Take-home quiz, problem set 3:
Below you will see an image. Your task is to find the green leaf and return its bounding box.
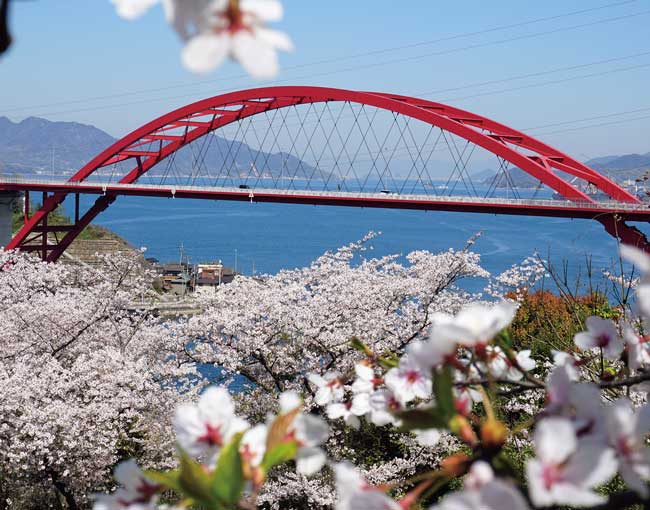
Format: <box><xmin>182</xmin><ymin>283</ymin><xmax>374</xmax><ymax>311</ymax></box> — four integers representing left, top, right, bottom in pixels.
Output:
<box><xmin>377</xmin><ymin>355</ymin><xmax>399</xmax><ymax>370</ymax></box>
<box><xmin>262</xmin><ymin>441</ymin><xmax>298</xmax><ymax>471</ymax></box>
<box><xmin>143</xmin><ymin>469</ymin><xmax>182</xmax><ymax>494</ymax></box>
<box><xmin>178</xmin><ymin>449</ymin><xmax>219</xmax><ymax>508</ymax></box>
<box><xmin>211</xmin><ymin>433</ymin><xmax>245</xmax><ymax>505</ymax></box>
<box><xmin>496</xmin><ymin>330</ymin><xmax>513</xmax><ymax>349</ymax></box>
<box><xmin>397</xmin><ymin>408</ymin><xmax>448</xmax><ymax>431</ymax></box>
<box><xmin>433</xmin><ymin>366</ymin><xmax>455</xmax><ymax>419</ymax></box>
<box><xmin>350</xmin><ymin>337</ymin><xmax>373</xmax><ymax>356</ymax></box>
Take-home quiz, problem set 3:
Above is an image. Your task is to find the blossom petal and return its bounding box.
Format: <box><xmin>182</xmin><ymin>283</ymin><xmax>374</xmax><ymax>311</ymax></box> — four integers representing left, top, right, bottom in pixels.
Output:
<box><xmin>296</xmin><ymin>446</ymin><xmax>326</xmax><ymax>475</ymax></box>
<box><xmin>182</xmin><ymin>33</ymin><xmax>230</xmax><ymax>74</ymax></box>
<box><xmin>621</xmin><ymin>244</ymin><xmax>650</xmax><ymax>274</ymax></box>
<box><xmin>112</xmin><ymin>0</ymin><xmax>160</xmax><ymax>20</ymax></box>
<box><xmin>241</xmin><ymin>0</ymin><xmax>283</xmax><ymax>21</ymax></box>
<box><xmin>232</xmin><ymin>31</ymin><xmax>279</xmax><ymax>79</ymax></box>
<box><xmin>535</xmin><ymin>417</ymin><xmax>575</xmax><ymax>464</ymax></box>
<box><xmin>255</xmin><ymin>27</ymin><xmax>294</xmax><ymax>51</ymax></box>
<box><xmin>279</xmin><ymin>390</ymin><xmax>302</xmax><ymax>413</ymax></box>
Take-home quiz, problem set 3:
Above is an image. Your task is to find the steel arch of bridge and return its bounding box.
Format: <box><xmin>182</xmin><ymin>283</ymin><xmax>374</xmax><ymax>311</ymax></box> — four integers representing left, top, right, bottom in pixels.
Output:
<box><xmin>5</xmin><ymin>86</ymin><xmax>645</xmax><ymax>261</ymax></box>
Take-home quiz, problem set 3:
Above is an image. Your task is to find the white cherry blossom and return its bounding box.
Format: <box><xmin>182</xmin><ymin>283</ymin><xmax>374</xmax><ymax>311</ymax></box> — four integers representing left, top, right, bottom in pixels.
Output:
<box><xmin>351</xmin><ymin>362</ymin><xmax>377</xmax><ymax>395</ymax></box>
<box><xmin>240</xmin><ymin>423</ymin><xmax>267</xmax><ymax>468</ymax></box>
<box><xmin>385</xmin><ymin>355</ymin><xmax>432</xmax><ymax>405</ymax></box>
<box><xmin>327</xmin><ymin>401</ymin><xmax>361</xmax><ymax>429</ymax></box>
<box><xmin>484</xmin><ymin>346</ymin><xmax>536</xmax><ymax>381</ymax></box>
<box><xmin>574</xmin><ymin>316</ymin><xmax>623</xmax><ymax>361</ymax></box>
<box><xmin>408</xmin><ymin>333</ymin><xmax>458</xmax><ymax>372</ymax></box>
<box><xmin>278</xmin><ymin>391</ymin><xmax>329</xmax><ymax>475</ymax></box>
<box><xmin>173</xmin><ymin>386</ymin><xmax>249</xmax><ymax>459</ymax></box>
<box><xmin>93</xmin><ymin>460</ymin><xmax>159</xmax><ymax>510</ymax></box>
<box><xmin>431</xmin><ymin>461</ymin><xmax>529</xmax><ymax>510</ymax></box>
<box><xmin>367</xmin><ymin>389</ymin><xmax>403</xmax><ymax>426</ymax></box>
<box><xmin>308</xmin><ymin>371</ymin><xmax>344</xmax><ymax>406</ymax></box>
<box><xmin>334</xmin><ymin>462</ymin><xmax>401</xmax><ymax>510</ymax></box>
<box><xmin>430</xmin><ymin>301</ymin><xmax>517</xmax><ymax>348</ymax></box>
<box><xmin>552</xmin><ymin>349</ymin><xmax>581</xmax><ymax>380</ymax></box>
<box><xmin>623</xmin><ymin>324</ymin><xmax>650</xmax><ymax>371</ymax></box>
<box><xmin>526</xmin><ymin>417</ymin><xmax>617</xmax><ymax>507</ymax></box>
<box><xmin>181</xmin><ymin>0</ymin><xmax>293</xmax><ymax>77</ymax></box>
<box><xmin>605</xmin><ymin>399</ymin><xmax>650</xmax><ymax>497</ymax></box>
<box><xmin>544</xmin><ymin>366</ymin><xmax>607</xmax><ymax>441</ymax></box>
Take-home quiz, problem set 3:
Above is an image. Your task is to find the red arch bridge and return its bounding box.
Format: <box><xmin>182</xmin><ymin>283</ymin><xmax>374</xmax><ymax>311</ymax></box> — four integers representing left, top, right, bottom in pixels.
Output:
<box><xmin>2</xmin><ymin>86</ymin><xmax>650</xmax><ymax>262</ymax></box>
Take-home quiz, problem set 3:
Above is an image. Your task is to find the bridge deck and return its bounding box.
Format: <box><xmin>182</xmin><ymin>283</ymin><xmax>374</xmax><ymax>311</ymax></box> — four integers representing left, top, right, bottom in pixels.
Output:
<box><xmin>2</xmin><ymin>177</ymin><xmax>650</xmax><ymax>221</ymax></box>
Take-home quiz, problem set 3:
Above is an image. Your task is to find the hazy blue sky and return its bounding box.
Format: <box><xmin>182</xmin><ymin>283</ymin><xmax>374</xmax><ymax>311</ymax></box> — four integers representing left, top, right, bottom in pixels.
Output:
<box><xmin>1</xmin><ymin>0</ymin><xmax>649</xmax><ymax>159</ymax></box>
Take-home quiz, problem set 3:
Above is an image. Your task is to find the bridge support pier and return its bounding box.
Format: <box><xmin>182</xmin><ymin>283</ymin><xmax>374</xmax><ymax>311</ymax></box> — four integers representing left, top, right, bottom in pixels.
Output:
<box><xmin>597</xmin><ymin>215</ymin><xmax>650</xmax><ymax>253</ymax></box>
<box><xmin>0</xmin><ymin>191</ymin><xmax>21</xmax><ymax>249</ymax></box>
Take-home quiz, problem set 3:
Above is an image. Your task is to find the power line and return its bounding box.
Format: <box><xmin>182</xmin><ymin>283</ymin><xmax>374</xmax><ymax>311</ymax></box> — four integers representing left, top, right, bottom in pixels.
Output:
<box><xmin>439</xmin><ymin>61</ymin><xmax>650</xmax><ymax>103</ymax></box>
<box><xmin>3</xmin><ymin>3</ymin><xmax>645</xmax><ymax>117</ymax></box>
<box><xmin>533</xmin><ymin>113</ymin><xmax>650</xmax><ymax>137</ymax></box>
<box><xmin>524</xmin><ymin>106</ymin><xmax>650</xmax><ymax>131</ymax></box>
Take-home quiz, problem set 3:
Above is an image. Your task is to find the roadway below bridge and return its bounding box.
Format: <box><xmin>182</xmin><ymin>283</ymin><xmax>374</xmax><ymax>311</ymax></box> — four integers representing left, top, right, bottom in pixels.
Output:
<box><xmin>1</xmin><ymin>177</ymin><xmax>650</xmax><ymax>221</ymax></box>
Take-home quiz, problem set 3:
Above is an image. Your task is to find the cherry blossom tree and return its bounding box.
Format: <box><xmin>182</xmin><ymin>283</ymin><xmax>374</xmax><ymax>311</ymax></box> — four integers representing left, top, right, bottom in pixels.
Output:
<box><xmin>89</xmin><ymin>242</ymin><xmax>650</xmax><ymax>510</ymax></box>
<box><xmin>0</xmin><ymin>250</ymin><xmax>200</xmax><ymax>509</ymax></box>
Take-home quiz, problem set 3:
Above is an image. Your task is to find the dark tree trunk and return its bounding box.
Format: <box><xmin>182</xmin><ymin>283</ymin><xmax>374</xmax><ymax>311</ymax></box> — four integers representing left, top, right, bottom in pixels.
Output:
<box><xmin>0</xmin><ymin>0</ymin><xmax>10</xmax><ymax>55</ymax></box>
<box><xmin>49</xmin><ymin>470</ymin><xmax>79</xmax><ymax>510</ymax></box>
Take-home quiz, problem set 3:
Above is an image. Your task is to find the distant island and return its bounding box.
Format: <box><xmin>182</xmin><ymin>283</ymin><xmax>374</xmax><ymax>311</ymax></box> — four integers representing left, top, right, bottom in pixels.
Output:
<box><xmin>475</xmin><ymin>152</ymin><xmax>650</xmax><ymax>189</ymax></box>
<box><xmin>0</xmin><ymin>116</ymin><xmax>331</xmax><ymax>181</ymax></box>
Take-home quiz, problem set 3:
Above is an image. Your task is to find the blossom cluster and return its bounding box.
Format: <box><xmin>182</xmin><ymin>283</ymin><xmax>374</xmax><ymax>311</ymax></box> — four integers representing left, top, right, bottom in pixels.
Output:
<box><xmin>93</xmin><ymin>242</ymin><xmax>650</xmax><ymax>509</ymax></box>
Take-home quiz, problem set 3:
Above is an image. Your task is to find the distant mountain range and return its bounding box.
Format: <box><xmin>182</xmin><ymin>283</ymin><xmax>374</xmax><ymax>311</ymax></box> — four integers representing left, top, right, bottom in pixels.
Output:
<box><xmin>0</xmin><ymin>116</ymin><xmax>327</xmax><ymax>181</ymax></box>
<box><xmin>481</xmin><ymin>152</ymin><xmax>650</xmax><ymax>189</ymax></box>
<box><xmin>2</xmin><ymin>116</ymin><xmax>649</xmax><ymax>189</ymax></box>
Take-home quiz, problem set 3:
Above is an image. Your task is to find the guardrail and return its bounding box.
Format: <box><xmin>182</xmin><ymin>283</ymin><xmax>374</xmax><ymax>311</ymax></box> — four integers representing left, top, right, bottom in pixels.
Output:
<box><xmin>1</xmin><ymin>175</ymin><xmax>649</xmax><ymax>212</ymax></box>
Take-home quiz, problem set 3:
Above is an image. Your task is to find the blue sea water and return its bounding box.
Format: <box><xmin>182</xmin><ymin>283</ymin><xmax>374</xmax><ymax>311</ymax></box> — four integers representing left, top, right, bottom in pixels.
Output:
<box><xmin>62</xmin><ymin>192</ymin><xmax>647</xmax><ymax>290</ymax></box>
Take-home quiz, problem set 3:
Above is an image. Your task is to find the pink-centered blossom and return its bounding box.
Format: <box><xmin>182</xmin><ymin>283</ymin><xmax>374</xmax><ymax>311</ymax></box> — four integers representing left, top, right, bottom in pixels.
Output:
<box><xmin>308</xmin><ymin>371</ymin><xmax>344</xmax><ymax>406</ymax></box>
<box><xmin>574</xmin><ymin>316</ymin><xmax>623</xmax><ymax>361</ymax></box>
<box><xmin>327</xmin><ymin>401</ymin><xmax>361</xmax><ymax>430</ymax></box>
<box><xmin>385</xmin><ymin>355</ymin><xmax>432</xmax><ymax>405</ymax></box>
<box><xmin>552</xmin><ymin>350</ymin><xmax>581</xmax><ymax>380</ymax></box>
<box><xmin>351</xmin><ymin>363</ymin><xmax>377</xmax><ymax>395</ymax></box>
<box><xmin>334</xmin><ymin>462</ymin><xmax>401</xmax><ymax>510</ymax></box>
<box><xmin>526</xmin><ymin>417</ymin><xmax>617</xmax><ymax>507</ymax></box>
<box><xmin>430</xmin><ymin>301</ymin><xmax>517</xmax><ymax>349</ymax></box>
<box><xmin>93</xmin><ymin>460</ymin><xmax>160</xmax><ymax>510</ymax></box>
<box><xmin>366</xmin><ymin>388</ymin><xmax>403</xmax><ymax>426</ymax></box>
<box><xmin>279</xmin><ymin>391</ymin><xmax>329</xmax><ymax>475</ymax></box>
<box><xmin>605</xmin><ymin>399</ymin><xmax>650</xmax><ymax>497</ymax></box>
<box><xmin>240</xmin><ymin>423</ymin><xmax>267</xmax><ymax>468</ymax></box>
<box><xmin>181</xmin><ymin>0</ymin><xmax>293</xmax><ymax>77</ymax></box>
<box><xmin>544</xmin><ymin>366</ymin><xmax>607</xmax><ymax>441</ymax></box>
<box><xmin>113</xmin><ymin>0</ymin><xmax>293</xmax><ymax>77</ymax></box>
<box><xmin>484</xmin><ymin>346</ymin><xmax>536</xmax><ymax>381</ymax></box>
<box><xmin>431</xmin><ymin>461</ymin><xmax>529</xmax><ymax>510</ymax></box>
<box><xmin>173</xmin><ymin>386</ymin><xmax>249</xmax><ymax>459</ymax></box>
<box><xmin>623</xmin><ymin>324</ymin><xmax>650</xmax><ymax>371</ymax></box>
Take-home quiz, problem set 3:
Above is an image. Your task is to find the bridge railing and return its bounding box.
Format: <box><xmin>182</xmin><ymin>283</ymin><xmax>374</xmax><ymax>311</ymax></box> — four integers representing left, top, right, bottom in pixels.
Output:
<box><xmin>1</xmin><ymin>175</ymin><xmax>649</xmax><ymax>212</ymax></box>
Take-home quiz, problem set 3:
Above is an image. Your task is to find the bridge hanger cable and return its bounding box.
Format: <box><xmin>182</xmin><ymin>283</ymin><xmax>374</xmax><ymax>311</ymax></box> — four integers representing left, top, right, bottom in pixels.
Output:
<box><xmin>247</xmin><ymin>54</ymin><xmax>650</xmax><ymax>134</ymax></box>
